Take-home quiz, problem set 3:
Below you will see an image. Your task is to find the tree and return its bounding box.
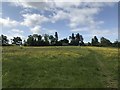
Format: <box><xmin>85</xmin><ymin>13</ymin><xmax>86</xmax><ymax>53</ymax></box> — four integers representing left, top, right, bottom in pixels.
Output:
<box><xmin>100</xmin><ymin>37</ymin><xmax>112</xmax><ymax>47</ymax></box>
<box><xmin>37</xmin><ymin>35</ymin><xmax>42</xmax><ymax>46</ymax></box>
<box><xmin>69</xmin><ymin>33</ymin><xmax>76</xmax><ymax>45</ymax></box>
<box><xmin>55</xmin><ymin>32</ymin><xmax>58</xmax><ymax>41</ymax></box>
<box><xmin>87</xmin><ymin>42</ymin><xmax>91</xmax><ymax>46</ymax></box>
<box><xmin>112</xmin><ymin>41</ymin><xmax>118</xmax><ymax>47</ymax></box>
<box><xmin>69</xmin><ymin>33</ymin><xmax>84</xmax><ymax>46</ymax></box>
<box><xmin>54</xmin><ymin>32</ymin><xmax>59</xmax><ymax>45</ymax></box>
<box><xmin>27</xmin><ymin>35</ymin><xmax>34</xmax><ymax>46</ymax></box>
<box><xmin>0</xmin><ymin>35</ymin><xmax>9</xmax><ymax>46</ymax></box>
<box><xmin>75</xmin><ymin>33</ymin><xmax>80</xmax><ymax>45</ymax></box>
<box><xmin>44</xmin><ymin>34</ymin><xmax>49</xmax><ymax>46</ymax></box>
<box><xmin>12</xmin><ymin>37</ymin><xmax>22</xmax><ymax>45</ymax></box>
<box><xmin>60</xmin><ymin>38</ymin><xmax>69</xmax><ymax>46</ymax></box>
<box><xmin>38</xmin><ymin>35</ymin><xmax>42</xmax><ymax>41</ymax></box>
<box><xmin>91</xmin><ymin>36</ymin><xmax>99</xmax><ymax>46</ymax></box>
<box><xmin>32</xmin><ymin>34</ymin><xmax>39</xmax><ymax>45</ymax></box>
<box><xmin>27</xmin><ymin>34</ymin><xmax>45</xmax><ymax>46</ymax></box>
<box><xmin>23</xmin><ymin>40</ymin><xmax>27</xmax><ymax>46</ymax></box>
<box><xmin>72</xmin><ymin>33</ymin><xmax>75</xmax><ymax>40</ymax></box>
<box><xmin>79</xmin><ymin>35</ymin><xmax>84</xmax><ymax>46</ymax></box>
<box><xmin>49</xmin><ymin>35</ymin><xmax>56</xmax><ymax>45</ymax></box>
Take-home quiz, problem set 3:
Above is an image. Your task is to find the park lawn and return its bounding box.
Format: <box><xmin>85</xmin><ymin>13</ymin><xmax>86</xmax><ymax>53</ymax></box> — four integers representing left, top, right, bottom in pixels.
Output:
<box><xmin>2</xmin><ymin>46</ymin><xmax>118</xmax><ymax>88</ymax></box>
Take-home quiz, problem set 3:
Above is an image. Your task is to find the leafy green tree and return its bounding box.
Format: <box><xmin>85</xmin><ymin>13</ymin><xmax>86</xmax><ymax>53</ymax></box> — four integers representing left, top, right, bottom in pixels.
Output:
<box><xmin>75</xmin><ymin>33</ymin><xmax>80</xmax><ymax>45</ymax></box>
<box><xmin>79</xmin><ymin>34</ymin><xmax>84</xmax><ymax>46</ymax></box>
<box><xmin>38</xmin><ymin>35</ymin><xmax>42</xmax><ymax>41</ymax></box>
<box><xmin>100</xmin><ymin>37</ymin><xmax>112</xmax><ymax>47</ymax></box>
<box><xmin>87</xmin><ymin>42</ymin><xmax>91</xmax><ymax>46</ymax></box>
<box><xmin>27</xmin><ymin>35</ymin><xmax>34</xmax><ymax>46</ymax></box>
<box><xmin>37</xmin><ymin>35</ymin><xmax>42</xmax><ymax>46</ymax></box>
<box><xmin>44</xmin><ymin>34</ymin><xmax>49</xmax><ymax>46</ymax></box>
<box><xmin>0</xmin><ymin>35</ymin><xmax>9</xmax><ymax>46</ymax></box>
<box><xmin>32</xmin><ymin>34</ymin><xmax>39</xmax><ymax>45</ymax></box>
<box><xmin>23</xmin><ymin>40</ymin><xmax>27</xmax><ymax>46</ymax></box>
<box><xmin>69</xmin><ymin>33</ymin><xmax>76</xmax><ymax>45</ymax></box>
<box><xmin>27</xmin><ymin>34</ymin><xmax>44</xmax><ymax>46</ymax></box>
<box><xmin>69</xmin><ymin>33</ymin><xmax>84</xmax><ymax>46</ymax></box>
<box><xmin>49</xmin><ymin>35</ymin><xmax>56</xmax><ymax>45</ymax></box>
<box><xmin>112</xmin><ymin>41</ymin><xmax>119</xmax><ymax>47</ymax></box>
<box><xmin>91</xmin><ymin>36</ymin><xmax>99</xmax><ymax>46</ymax></box>
<box><xmin>54</xmin><ymin>32</ymin><xmax>60</xmax><ymax>45</ymax></box>
<box><xmin>55</xmin><ymin>32</ymin><xmax>58</xmax><ymax>41</ymax></box>
<box><xmin>12</xmin><ymin>37</ymin><xmax>22</xmax><ymax>45</ymax></box>
<box><xmin>112</xmin><ymin>40</ymin><xmax>120</xmax><ymax>47</ymax></box>
<box><xmin>60</xmin><ymin>38</ymin><xmax>69</xmax><ymax>45</ymax></box>
<box><xmin>72</xmin><ymin>33</ymin><xmax>75</xmax><ymax>40</ymax></box>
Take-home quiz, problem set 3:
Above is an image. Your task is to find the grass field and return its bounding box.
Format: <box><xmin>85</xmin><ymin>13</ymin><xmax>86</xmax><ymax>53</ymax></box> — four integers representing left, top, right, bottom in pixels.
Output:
<box><xmin>2</xmin><ymin>46</ymin><xmax>118</xmax><ymax>88</ymax></box>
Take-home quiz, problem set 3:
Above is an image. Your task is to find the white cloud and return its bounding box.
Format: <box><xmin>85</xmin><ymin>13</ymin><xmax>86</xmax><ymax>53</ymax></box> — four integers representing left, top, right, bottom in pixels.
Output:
<box><xmin>0</xmin><ymin>17</ymin><xmax>19</xmax><ymax>27</ymax></box>
<box><xmin>71</xmin><ymin>27</ymin><xmax>89</xmax><ymax>32</ymax></box>
<box><xmin>69</xmin><ymin>7</ymin><xmax>105</xmax><ymax>29</ymax></box>
<box><xmin>5</xmin><ymin>28</ymin><xmax>25</xmax><ymax>43</ymax></box>
<box><xmin>51</xmin><ymin>10</ymin><xmax>69</xmax><ymax>23</ymax></box>
<box><xmin>11</xmin><ymin>29</ymin><xmax>24</xmax><ymax>34</ymax></box>
<box><xmin>92</xmin><ymin>28</ymin><xmax>118</xmax><ymax>36</ymax></box>
<box><xmin>50</xmin><ymin>6</ymin><xmax>103</xmax><ymax>29</ymax></box>
<box><xmin>4</xmin><ymin>0</ymin><xmax>120</xmax><ymax>2</ymax></box>
<box><xmin>30</xmin><ymin>26</ymin><xmax>41</xmax><ymax>34</ymax></box>
<box><xmin>4</xmin><ymin>1</ymin><xmax>117</xmax><ymax>42</ymax></box>
<box><xmin>10</xmin><ymin>1</ymin><xmax>115</xmax><ymax>30</ymax></box>
<box><xmin>53</xmin><ymin>0</ymin><xmax>81</xmax><ymax>9</ymax></box>
<box><xmin>21</xmin><ymin>13</ymin><xmax>49</xmax><ymax>27</ymax></box>
<box><xmin>8</xmin><ymin>29</ymin><xmax>24</xmax><ymax>38</ymax></box>
<box><xmin>47</xmin><ymin>2</ymin><xmax>109</xmax><ymax>29</ymax></box>
<box><xmin>10</xmin><ymin>0</ymin><xmax>118</xmax><ymax>10</ymax></box>
<box><xmin>30</xmin><ymin>26</ymin><xmax>57</xmax><ymax>35</ymax></box>
<box><xmin>42</xmin><ymin>28</ymin><xmax>57</xmax><ymax>35</ymax></box>
<box><xmin>11</xmin><ymin>0</ymin><xmax>55</xmax><ymax>11</ymax></box>
<box><xmin>20</xmin><ymin>8</ymin><xmax>32</xmax><ymax>14</ymax></box>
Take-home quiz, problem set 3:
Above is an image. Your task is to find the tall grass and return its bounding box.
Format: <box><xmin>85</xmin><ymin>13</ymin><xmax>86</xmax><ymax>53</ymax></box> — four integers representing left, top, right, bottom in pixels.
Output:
<box><xmin>2</xmin><ymin>46</ymin><xmax>118</xmax><ymax>88</ymax></box>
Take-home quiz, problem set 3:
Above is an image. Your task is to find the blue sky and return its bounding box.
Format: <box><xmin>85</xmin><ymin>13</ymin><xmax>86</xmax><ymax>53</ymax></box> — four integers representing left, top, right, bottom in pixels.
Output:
<box><xmin>0</xmin><ymin>1</ymin><xmax>118</xmax><ymax>43</ymax></box>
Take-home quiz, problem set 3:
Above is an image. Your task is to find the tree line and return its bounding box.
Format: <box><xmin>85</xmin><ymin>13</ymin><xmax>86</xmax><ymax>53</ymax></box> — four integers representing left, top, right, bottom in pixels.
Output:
<box><xmin>0</xmin><ymin>32</ymin><xmax>119</xmax><ymax>47</ymax></box>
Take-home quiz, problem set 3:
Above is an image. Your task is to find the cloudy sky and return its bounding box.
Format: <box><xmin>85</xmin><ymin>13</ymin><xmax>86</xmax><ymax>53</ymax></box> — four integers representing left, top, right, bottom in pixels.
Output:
<box><xmin>0</xmin><ymin>0</ymin><xmax>118</xmax><ymax>42</ymax></box>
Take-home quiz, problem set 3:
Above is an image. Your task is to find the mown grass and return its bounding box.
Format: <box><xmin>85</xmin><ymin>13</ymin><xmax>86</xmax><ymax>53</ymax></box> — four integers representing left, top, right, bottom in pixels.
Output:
<box><xmin>2</xmin><ymin>46</ymin><xmax>118</xmax><ymax>88</ymax></box>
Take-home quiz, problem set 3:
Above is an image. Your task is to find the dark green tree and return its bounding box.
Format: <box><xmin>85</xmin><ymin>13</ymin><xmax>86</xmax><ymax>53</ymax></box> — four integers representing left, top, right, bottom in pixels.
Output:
<box><xmin>72</xmin><ymin>33</ymin><xmax>75</xmax><ymax>40</ymax></box>
<box><xmin>44</xmin><ymin>34</ymin><xmax>49</xmax><ymax>46</ymax></box>
<box><xmin>87</xmin><ymin>42</ymin><xmax>91</xmax><ymax>46</ymax></box>
<box><xmin>112</xmin><ymin>41</ymin><xmax>118</xmax><ymax>47</ymax></box>
<box><xmin>23</xmin><ymin>40</ymin><xmax>27</xmax><ymax>46</ymax></box>
<box><xmin>69</xmin><ymin>33</ymin><xmax>84</xmax><ymax>46</ymax></box>
<box><xmin>75</xmin><ymin>33</ymin><xmax>80</xmax><ymax>45</ymax></box>
<box><xmin>0</xmin><ymin>35</ymin><xmax>9</xmax><ymax>46</ymax></box>
<box><xmin>49</xmin><ymin>35</ymin><xmax>56</xmax><ymax>45</ymax></box>
<box><xmin>79</xmin><ymin>34</ymin><xmax>84</xmax><ymax>46</ymax></box>
<box><xmin>55</xmin><ymin>32</ymin><xmax>58</xmax><ymax>41</ymax></box>
<box><xmin>27</xmin><ymin>35</ymin><xmax>34</xmax><ymax>46</ymax></box>
<box><xmin>69</xmin><ymin>33</ymin><xmax>76</xmax><ymax>45</ymax></box>
<box><xmin>37</xmin><ymin>35</ymin><xmax>42</xmax><ymax>46</ymax></box>
<box><xmin>54</xmin><ymin>32</ymin><xmax>59</xmax><ymax>45</ymax></box>
<box><xmin>100</xmin><ymin>37</ymin><xmax>112</xmax><ymax>47</ymax></box>
<box><xmin>60</xmin><ymin>38</ymin><xmax>69</xmax><ymax>45</ymax></box>
<box><xmin>91</xmin><ymin>36</ymin><xmax>99</xmax><ymax>46</ymax></box>
<box><xmin>12</xmin><ymin>37</ymin><xmax>22</xmax><ymax>45</ymax></box>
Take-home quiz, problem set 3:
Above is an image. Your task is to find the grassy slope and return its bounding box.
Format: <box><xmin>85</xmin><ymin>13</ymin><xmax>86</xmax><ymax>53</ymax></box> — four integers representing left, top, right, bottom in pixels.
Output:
<box><xmin>2</xmin><ymin>46</ymin><xmax>118</xmax><ymax>88</ymax></box>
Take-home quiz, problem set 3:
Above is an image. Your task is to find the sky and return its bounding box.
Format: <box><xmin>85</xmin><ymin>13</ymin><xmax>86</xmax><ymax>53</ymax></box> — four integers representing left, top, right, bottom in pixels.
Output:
<box><xmin>0</xmin><ymin>0</ymin><xmax>118</xmax><ymax>43</ymax></box>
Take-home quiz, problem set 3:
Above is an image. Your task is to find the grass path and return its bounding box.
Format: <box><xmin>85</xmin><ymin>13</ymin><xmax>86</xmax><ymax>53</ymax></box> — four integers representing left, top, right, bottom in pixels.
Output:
<box><xmin>87</xmin><ymin>47</ymin><xmax>118</xmax><ymax>88</ymax></box>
